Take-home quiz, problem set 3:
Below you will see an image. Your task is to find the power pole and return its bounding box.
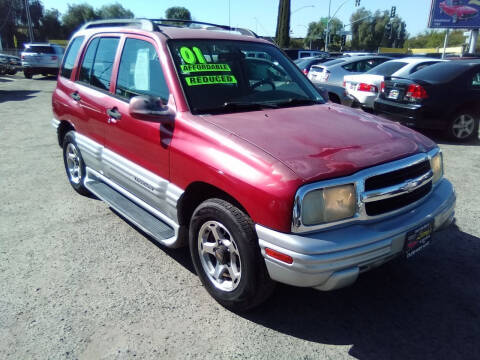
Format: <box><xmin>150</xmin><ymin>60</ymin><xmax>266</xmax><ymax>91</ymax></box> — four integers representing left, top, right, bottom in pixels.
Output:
<box><xmin>24</xmin><ymin>0</ymin><xmax>34</xmax><ymax>43</ymax></box>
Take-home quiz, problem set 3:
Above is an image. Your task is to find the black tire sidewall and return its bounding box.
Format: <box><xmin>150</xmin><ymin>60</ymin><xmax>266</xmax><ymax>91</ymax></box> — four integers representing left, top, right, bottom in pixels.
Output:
<box><xmin>62</xmin><ymin>131</ymin><xmax>89</xmax><ymax>194</ymax></box>
<box><xmin>189</xmin><ymin>200</ymin><xmax>264</xmax><ymax>308</ymax></box>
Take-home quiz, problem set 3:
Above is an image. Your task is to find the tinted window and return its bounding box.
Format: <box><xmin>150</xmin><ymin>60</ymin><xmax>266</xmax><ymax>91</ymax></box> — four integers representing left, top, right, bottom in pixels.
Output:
<box><xmin>78</xmin><ymin>37</ymin><xmax>119</xmax><ymax>91</ymax></box>
<box><xmin>366</xmin><ymin>61</ymin><xmax>407</xmax><ymax>75</ymax></box>
<box><xmin>410</xmin><ymin>62</ymin><xmax>470</xmax><ymax>83</ymax></box>
<box><xmin>60</xmin><ymin>36</ymin><xmax>84</xmax><ymax>79</ymax></box>
<box><xmin>116</xmin><ymin>38</ymin><xmax>169</xmax><ymax>102</ymax></box>
<box><xmin>343</xmin><ymin>58</ymin><xmax>388</xmax><ymax>72</ymax></box>
<box><xmin>323</xmin><ymin>58</ymin><xmax>346</xmax><ymax>66</ymax></box>
<box><xmin>26</xmin><ymin>46</ymin><xmax>55</xmax><ymax>54</ymax></box>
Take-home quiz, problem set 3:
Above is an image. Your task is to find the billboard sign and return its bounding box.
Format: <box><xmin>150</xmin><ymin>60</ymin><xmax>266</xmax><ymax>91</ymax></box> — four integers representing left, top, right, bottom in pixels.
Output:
<box><xmin>429</xmin><ymin>0</ymin><xmax>480</xmax><ymax>28</ymax></box>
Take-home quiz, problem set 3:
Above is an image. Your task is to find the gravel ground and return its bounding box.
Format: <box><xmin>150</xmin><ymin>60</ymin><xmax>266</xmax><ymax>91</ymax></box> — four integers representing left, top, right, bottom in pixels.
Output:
<box><xmin>1</xmin><ymin>74</ymin><xmax>479</xmax><ymax>360</ymax></box>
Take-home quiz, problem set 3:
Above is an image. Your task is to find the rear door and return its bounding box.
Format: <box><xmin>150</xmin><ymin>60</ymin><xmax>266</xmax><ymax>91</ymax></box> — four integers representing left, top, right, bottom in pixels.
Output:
<box><xmin>103</xmin><ymin>35</ymin><xmax>173</xmax><ymax>214</ymax></box>
<box><xmin>71</xmin><ymin>35</ymin><xmax>121</xmax><ymax>170</ymax></box>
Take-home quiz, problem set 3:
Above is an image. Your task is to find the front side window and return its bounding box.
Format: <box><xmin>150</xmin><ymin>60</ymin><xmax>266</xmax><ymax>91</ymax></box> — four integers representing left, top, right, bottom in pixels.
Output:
<box><xmin>168</xmin><ymin>40</ymin><xmax>324</xmax><ymax>114</ymax></box>
<box><xmin>60</xmin><ymin>36</ymin><xmax>84</xmax><ymax>79</ymax></box>
<box><xmin>116</xmin><ymin>38</ymin><xmax>169</xmax><ymax>102</ymax></box>
<box><xmin>78</xmin><ymin>37</ymin><xmax>119</xmax><ymax>91</ymax></box>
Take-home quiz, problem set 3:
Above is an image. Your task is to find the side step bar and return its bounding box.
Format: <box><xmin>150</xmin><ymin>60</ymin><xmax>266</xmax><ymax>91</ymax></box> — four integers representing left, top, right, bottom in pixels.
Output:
<box><xmin>84</xmin><ymin>168</ymin><xmax>179</xmax><ymax>247</ymax></box>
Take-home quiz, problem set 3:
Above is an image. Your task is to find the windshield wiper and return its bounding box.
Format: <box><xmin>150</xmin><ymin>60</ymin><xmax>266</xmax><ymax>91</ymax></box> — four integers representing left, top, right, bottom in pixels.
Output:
<box><xmin>275</xmin><ymin>98</ymin><xmax>321</xmax><ymax>108</ymax></box>
<box><xmin>194</xmin><ymin>101</ymin><xmax>278</xmax><ymax>114</ymax></box>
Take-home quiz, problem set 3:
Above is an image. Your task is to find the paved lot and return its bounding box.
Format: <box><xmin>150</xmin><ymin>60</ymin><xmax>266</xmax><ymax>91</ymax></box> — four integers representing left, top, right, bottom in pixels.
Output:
<box><xmin>1</xmin><ymin>74</ymin><xmax>480</xmax><ymax>360</ymax></box>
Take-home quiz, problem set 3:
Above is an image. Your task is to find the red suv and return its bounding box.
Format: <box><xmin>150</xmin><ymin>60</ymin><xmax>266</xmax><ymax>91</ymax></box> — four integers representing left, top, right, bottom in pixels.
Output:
<box><xmin>52</xmin><ymin>19</ymin><xmax>456</xmax><ymax>311</ymax></box>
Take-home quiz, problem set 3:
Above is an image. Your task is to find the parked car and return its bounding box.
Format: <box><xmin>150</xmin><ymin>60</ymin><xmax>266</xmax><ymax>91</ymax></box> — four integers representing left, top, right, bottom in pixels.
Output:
<box><xmin>294</xmin><ymin>56</ymin><xmax>336</xmax><ymax>76</ymax></box>
<box><xmin>374</xmin><ymin>60</ymin><xmax>480</xmax><ymax>141</ymax></box>
<box><xmin>0</xmin><ymin>54</ymin><xmax>21</xmax><ymax>75</ymax></box>
<box><xmin>283</xmin><ymin>49</ymin><xmax>328</xmax><ymax>60</ymax></box>
<box><xmin>308</xmin><ymin>55</ymin><xmax>392</xmax><ymax>104</ymax></box>
<box><xmin>21</xmin><ymin>43</ymin><xmax>64</xmax><ymax>78</ymax></box>
<box><xmin>344</xmin><ymin>57</ymin><xmax>444</xmax><ymax>109</ymax></box>
<box><xmin>52</xmin><ymin>19</ymin><xmax>455</xmax><ymax>311</ymax></box>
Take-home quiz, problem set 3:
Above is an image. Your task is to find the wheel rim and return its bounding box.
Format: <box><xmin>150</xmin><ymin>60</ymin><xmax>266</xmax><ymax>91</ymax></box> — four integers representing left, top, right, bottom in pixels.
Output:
<box><xmin>197</xmin><ymin>221</ymin><xmax>242</xmax><ymax>292</ymax></box>
<box><xmin>452</xmin><ymin>114</ymin><xmax>475</xmax><ymax>139</ymax></box>
<box><xmin>65</xmin><ymin>143</ymin><xmax>82</xmax><ymax>184</ymax></box>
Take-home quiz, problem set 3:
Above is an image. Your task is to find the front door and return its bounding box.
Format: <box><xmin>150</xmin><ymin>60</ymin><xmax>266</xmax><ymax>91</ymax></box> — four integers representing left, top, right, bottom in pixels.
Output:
<box><xmin>103</xmin><ymin>35</ymin><xmax>174</xmax><ymax>218</ymax></box>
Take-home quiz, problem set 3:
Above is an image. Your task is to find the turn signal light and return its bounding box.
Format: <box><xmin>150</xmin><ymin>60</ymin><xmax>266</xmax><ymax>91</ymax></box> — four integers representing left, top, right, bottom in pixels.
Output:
<box><xmin>302</xmin><ymin>68</ymin><xmax>309</xmax><ymax>76</ymax></box>
<box><xmin>265</xmin><ymin>248</ymin><xmax>293</xmax><ymax>264</ymax></box>
<box><xmin>405</xmin><ymin>84</ymin><xmax>428</xmax><ymax>101</ymax></box>
<box><xmin>358</xmin><ymin>83</ymin><xmax>378</xmax><ymax>93</ymax></box>
<box><xmin>380</xmin><ymin>81</ymin><xmax>385</xmax><ymax>93</ymax></box>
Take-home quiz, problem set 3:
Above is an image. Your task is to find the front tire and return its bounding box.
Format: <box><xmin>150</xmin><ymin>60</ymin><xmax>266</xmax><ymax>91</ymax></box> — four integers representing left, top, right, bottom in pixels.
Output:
<box><xmin>24</xmin><ymin>70</ymin><xmax>32</xmax><ymax>79</ymax></box>
<box><xmin>62</xmin><ymin>131</ymin><xmax>90</xmax><ymax>196</ymax></box>
<box><xmin>189</xmin><ymin>198</ymin><xmax>275</xmax><ymax>311</ymax></box>
<box><xmin>446</xmin><ymin>110</ymin><xmax>479</xmax><ymax>142</ymax></box>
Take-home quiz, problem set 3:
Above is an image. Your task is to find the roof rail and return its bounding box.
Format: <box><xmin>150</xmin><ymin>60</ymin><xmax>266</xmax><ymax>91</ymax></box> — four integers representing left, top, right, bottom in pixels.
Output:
<box><xmin>150</xmin><ymin>19</ymin><xmax>258</xmax><ymax>38</ymax></box>
<box><xmin>79</xmin><ymin>19</ymin><xmax>155</xmax><ymax>31</ymax></box>
<box><xmin>78</xmin><ymin>18</ymin><xmax>258</xmax><ymax>38</ymax></box>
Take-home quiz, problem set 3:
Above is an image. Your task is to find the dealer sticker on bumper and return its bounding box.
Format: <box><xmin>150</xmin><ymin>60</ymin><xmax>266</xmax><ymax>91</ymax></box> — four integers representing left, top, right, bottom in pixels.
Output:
<box><xmin>405</xmin><ymin>221</ymin><xmax>433</xmax><ymax>259</ymax></box>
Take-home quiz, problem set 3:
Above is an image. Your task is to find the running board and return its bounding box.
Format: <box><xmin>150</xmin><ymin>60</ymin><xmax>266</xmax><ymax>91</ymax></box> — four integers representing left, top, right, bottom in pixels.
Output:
<box><xmin>84</xmin><ymin>168</ymin><xmax>178</xmax><ymax>247</ymax></box>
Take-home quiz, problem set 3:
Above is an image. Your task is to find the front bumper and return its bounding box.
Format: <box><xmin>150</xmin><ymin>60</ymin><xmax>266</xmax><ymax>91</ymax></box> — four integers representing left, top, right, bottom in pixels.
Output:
<box><xmin>256</xmin><ymin>178</ymin><xmax>455</xmax><ymax>291</ymax></box>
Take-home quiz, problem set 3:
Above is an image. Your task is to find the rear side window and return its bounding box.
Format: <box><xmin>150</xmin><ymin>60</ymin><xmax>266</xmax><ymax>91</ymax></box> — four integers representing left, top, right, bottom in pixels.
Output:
<box><xmin>115</xmin><ymin>38</ymin><xmax>169</xmax><ymax>102</ymax></box>
<box><xmin>78</xmin><ymin>37</ymin><xmax>119</xmax><ymax>91</ymax></box>
<box><xmin>410</xmin><ymin>61</ymin><xmax>438</xmax><ymax>74</ymax></box>
<box><xmin>60</xmin><ymin>36</ymin><xmax>84</xmax><ymax>79</ymax></box>
<box><xmin>366</xmin><ymin>61</ymin><xmax>407</xmax><ymax>76</ymax></box>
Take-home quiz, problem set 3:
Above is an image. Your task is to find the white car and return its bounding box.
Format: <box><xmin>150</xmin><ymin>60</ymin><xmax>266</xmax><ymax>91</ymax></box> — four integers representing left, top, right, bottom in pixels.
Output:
<box><xmin>344</xmin><ymin>57</ymin><xmax>445</xmax><ymax>109</ymax></box>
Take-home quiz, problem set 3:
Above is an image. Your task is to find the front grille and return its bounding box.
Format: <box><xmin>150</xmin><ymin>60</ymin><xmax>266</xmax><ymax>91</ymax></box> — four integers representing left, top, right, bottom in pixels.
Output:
<box><xmin>365</xmin><ymin>181</ymin><xmax>432</xmax><ymax>216</ymax></box>
<box><xmin>364</xmin><ymin>160</ymin><xmax>431</xmax><ymax>191</ymax></box>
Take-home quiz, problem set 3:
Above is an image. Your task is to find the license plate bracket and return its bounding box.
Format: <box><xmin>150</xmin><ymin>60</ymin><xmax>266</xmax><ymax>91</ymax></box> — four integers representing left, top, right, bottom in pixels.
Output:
<box><xmin>405</xmin><ymin>221</ymin><xmax>434</xmax><ymax>259</ymax></box>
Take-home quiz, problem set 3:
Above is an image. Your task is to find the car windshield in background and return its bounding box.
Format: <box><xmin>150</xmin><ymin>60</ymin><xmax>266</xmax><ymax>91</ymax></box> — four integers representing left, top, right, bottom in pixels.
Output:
<box><xmin>26</xmin><ymin>46</ymin><xmax>55</xmax><ymax>54</ymax></box>
<box><xmin>168</xmin><ymin>40</ymin><xmax>324</xmax><ymax>114</ymax></box>
<box><xmin>409</xmin><ymin>62</ymin><xmax>469</xmax><ymax>83</ymax></box>
<box><xmin>366</xmin><ymin>61</ymin><xmax>407</xmax><ymax>76</ymax></box>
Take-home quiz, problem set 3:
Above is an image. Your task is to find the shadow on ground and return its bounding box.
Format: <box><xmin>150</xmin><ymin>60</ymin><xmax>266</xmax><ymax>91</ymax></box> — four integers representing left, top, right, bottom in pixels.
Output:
<box><xmin>0</xmin><ymin>90</ymin><xmax>39</xmax><ymax>103</ymax></box>
<box><xmin>243</xmin><ymin>225</ymin><xmax>480</xmax><ymax>360</ymax></box>
<box><xmin>0</xmin><ymin>76</ymin><xmax>14</xmax><ymax>83</ymax></box>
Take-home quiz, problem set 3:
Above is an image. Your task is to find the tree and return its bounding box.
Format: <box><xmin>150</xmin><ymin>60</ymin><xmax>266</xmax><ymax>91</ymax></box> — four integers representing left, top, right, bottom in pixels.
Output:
<box><xmin>165</xmin><ymin>6</ymin><xmax>191</xmax><ymax>20</ymax></box>
<box><xmin>97</xmin><ymin>3</ymin><xmax>134</xmax><ymax>19</ymax></box>
<box><xmin>62</xmin><ymin>4</ymin><xmax>98</xmax><ymax>38</ymax></box>
<box><xmin>350</xmin><ymin>8</ymin><xmax>407</xmax><ymax>51</ymax></box>
<box><xmin>305</xmin><ymin>17</ymin><xmax>343</xmax><ymax>50</ymax></box>
<box><xmin>275</xmin><ymin>0</ymin><xmax>290</xmax><ymax>48</ymax></box>
<box><xmin>40</xmin><ymin>9</ymin><xmax>63</xmax><ymax>41</ymax></box>
<box><xmin>404</xmin><ymin>30</ymin><xmax>466</xmax><ymax>49</ymax></box>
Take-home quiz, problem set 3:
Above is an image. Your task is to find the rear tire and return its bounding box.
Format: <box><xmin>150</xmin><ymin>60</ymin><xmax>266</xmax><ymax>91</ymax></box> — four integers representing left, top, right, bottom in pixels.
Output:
<box><xmin>62</xmin><ymin>131</ymin><xmax>90</xmax><ymax>196</ymax></box>
<box><xmin>189</xmin><ymin>198</ymin><xmax>275</xmax><ymax>312</ymax></box>
<box><xmin>445</xmin><ymin>110</ymin><xmax>479</xmax><ymax>142</ymax></box>
<box><xmin>24</xmin><ymin>70</ymin><xmax>32</xmax><ymax>79</ymax></box>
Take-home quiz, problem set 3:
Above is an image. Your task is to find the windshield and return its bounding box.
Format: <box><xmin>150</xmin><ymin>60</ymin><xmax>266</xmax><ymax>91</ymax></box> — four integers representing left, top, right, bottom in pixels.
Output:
<box><xmin>168</xmin><ymin>40</ymin><xmax>325</xmax><ymax>114</ymax></box>
<box><xmin>366</xmin><ymin>61</ymin><xmax>407</xmax><ymax>75</ymax></box>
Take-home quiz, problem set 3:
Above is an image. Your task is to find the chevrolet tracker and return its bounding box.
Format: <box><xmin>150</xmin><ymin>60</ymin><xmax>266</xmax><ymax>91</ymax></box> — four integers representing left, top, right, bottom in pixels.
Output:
<box><xmin>52</xmin><ymin>19</ymin><xmax>456</xmax><ymax>311</ymax></box>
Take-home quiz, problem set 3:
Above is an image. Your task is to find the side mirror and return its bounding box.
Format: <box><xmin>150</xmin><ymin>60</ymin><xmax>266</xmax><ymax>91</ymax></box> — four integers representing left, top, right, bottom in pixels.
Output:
<box><xmin>129</xmin><ymin>95</ymin><xmax>175</xmax><ymax>122</ymax></box>
<box><xmin>316</xmin><ymin>86</ymin><xmax>330</xmax><ymax>102</ymax></box>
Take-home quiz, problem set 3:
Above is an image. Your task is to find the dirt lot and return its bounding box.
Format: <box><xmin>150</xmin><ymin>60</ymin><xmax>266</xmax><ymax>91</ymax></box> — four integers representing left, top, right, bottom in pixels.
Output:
<box><xmin>1</xmin><ymin>74</ymin><xmax>479</xmax><ymax>360</ymax></box>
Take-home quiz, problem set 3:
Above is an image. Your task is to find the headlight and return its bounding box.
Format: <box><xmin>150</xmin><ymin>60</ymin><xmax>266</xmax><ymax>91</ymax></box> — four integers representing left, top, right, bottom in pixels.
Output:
<box><xmin>430</xmin><ymin>152</ymin><xmax>443</xmax><ymax>184</ymax></box>
<box><xmin>302</xmin><ymin>184</ymin><xmax>356</xmax><ymax>225</ymax></box>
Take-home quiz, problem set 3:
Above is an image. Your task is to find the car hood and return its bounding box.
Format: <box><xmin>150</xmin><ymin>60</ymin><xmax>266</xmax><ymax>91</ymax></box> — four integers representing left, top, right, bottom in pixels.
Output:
<box><xmin>201</xmin><ymin>103</ymin><xmax>436</xmax><ymax>183</ymax></box>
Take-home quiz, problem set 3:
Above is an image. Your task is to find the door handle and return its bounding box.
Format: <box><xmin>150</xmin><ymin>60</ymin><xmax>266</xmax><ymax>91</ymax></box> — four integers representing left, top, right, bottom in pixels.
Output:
<box><xmin>107</xmin><ymin>107</ymin><xmax>122</xmax><ymax>122</ymax></box>
<box><xmin>70</xmin><ymin>92</ymin><xmax>81</xmax><ymax>101</ymax></box>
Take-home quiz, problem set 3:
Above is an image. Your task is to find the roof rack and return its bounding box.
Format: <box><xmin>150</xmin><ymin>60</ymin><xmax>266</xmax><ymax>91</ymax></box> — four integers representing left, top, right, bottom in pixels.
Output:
<box><xmin>80</xmin><ymin>19</ymin><xmax>155</xmax><ymax>31</ymax></box>
<box><xmin>79</xmin><ymin>18</ymin><xmax>258</xmax><ymax>38</ymax></box>
<box><xmin>150</xmin><ymin>19</ymin><xmax>258</xmax><ymax>38</ymax></box>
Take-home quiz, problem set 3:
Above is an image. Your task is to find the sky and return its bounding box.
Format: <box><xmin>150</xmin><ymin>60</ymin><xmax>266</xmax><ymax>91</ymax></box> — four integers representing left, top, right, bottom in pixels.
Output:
<box><xmin>41</xmin><ymin>0</ymin><xmax>434</xmax><ymax>37</ymax></box>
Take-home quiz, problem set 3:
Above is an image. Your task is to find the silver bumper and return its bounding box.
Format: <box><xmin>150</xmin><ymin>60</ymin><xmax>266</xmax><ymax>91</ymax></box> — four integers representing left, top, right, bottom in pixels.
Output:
<box><xmin>256</xmin><ymin>178</ymin><xmax>456</xmax><ymax>291</ymax></box>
